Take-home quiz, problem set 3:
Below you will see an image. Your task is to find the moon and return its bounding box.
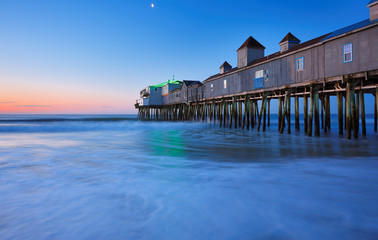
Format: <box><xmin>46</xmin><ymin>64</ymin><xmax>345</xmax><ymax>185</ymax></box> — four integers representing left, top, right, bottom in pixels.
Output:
<box><xmin>151</xmin><ymin>3</ymin><xmax>154</xmax><ymax>8</ymax></box>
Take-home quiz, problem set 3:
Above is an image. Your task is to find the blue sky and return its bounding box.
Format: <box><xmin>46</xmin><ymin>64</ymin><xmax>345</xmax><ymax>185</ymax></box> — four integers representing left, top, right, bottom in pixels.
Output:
<box><xmin>0</xmin><ymin>0</ymin><xmax>373</xmax><ymax>113</ymax></box>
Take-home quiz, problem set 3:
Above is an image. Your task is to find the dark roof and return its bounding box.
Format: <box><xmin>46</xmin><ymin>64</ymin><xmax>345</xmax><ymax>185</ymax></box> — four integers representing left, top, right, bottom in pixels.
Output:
<box><xmin>191</xmin><ymin>82</ymin><xmax>203</xmax><ymax>88</ymax></box>
<box><xmin>220</xmin><ymin>61</ymin><xmax>232</xmax><ymax>68</ymax></box>
<box><xmin>279</xmin><ymin>32</ymin><xmax>301</xmax><ymax>44</ymax></box>
<box><xmin>322</xmin><ymin>19</ymin><xmax>377</xmax><ymax>41</ymax></box>
<box><xmin>237</xmin><ymin>36</ymin><xmax>265</xmax><ymax>51</ymax></box>
<box><xmin>183</xmin><ymin>80</ymin><xmax>201</xmax><ymax>87</ymax></box>
<box><xmin>368</xmin><ymin>0</ymin><xmax>378</xmax><ymax>6</ymax></box>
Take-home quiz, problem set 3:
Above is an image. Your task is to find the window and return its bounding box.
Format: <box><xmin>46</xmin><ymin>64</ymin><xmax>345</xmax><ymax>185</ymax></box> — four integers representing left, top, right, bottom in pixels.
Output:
<box><xmin>296</xmin><ymin>57</ymin><xmax>304</xmax><ymax>71</ymax></box>
<box><xmin>254</xmin><ymin>70</ymin><xmax>264</xmax><ymax>89</ymax></box>
<box><xmin>255</xmin><ymin>70</ymin><xmax>264</xmax><ymax>79</ymax></box>
<box><xmin>343</xmin><ymin>43</ymin><xmax>352</xmax><ymax>63</ymax></box>
<box><xmin>154</xmin><ymin>88</ymin><xmax>158</xmax><ymax>92</ymax></box>
<box><xmin>223</xmin><ymin>80</ymin><xmax>227</xmax><ymax>89</ymax></box>
<box><xmin>211</xmin><ymin>84</ymin><xmax>214</xmax><ymax>91</ymax></box>
<box><xmin>264</xmin><ymin>69</ymin><xmax>269</xmax><ymax>78</ymax></box>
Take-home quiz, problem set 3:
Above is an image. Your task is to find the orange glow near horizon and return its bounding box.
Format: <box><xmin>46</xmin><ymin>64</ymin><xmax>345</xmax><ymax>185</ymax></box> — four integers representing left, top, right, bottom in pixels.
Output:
<box><xmin>0</xmin><ymin>103</ymin><xmax>137</xmax><ymax>114</ymax></box>
<box><xmin>0</xmin><ymin>80</ymin><xmax>138</xmax><ymax>114</ymax></box>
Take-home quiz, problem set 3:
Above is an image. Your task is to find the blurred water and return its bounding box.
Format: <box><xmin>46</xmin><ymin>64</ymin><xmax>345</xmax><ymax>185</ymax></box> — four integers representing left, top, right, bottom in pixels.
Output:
<box><xmin>0</xmin><ymin>114</ymin><xmax>377</xmax><ymax>240</ymax></box>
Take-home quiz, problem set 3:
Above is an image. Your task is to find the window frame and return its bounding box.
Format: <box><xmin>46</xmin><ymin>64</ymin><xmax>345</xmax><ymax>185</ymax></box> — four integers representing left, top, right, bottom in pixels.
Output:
<box><xmin>343</xmin><ymin>43</ymin><xmax>353</xmax><ymax>63</ymax></box>
<box><xmin>296</xmin><ymin>57</ymin><xmax>304</xmax><ymax>71</ymax></box>
<box><xmin>255</xmin><ymin>70</ymin><xmax>264</xmax><ymax>79</ymax></box>
<box><xmin>223</xmin><ymin>79</ymin><xmax>227</xmax><ymax>89</ymax></box>
<box><xmin>254</xmin><ymin>69</ymin><xmax>264</xmax><ymax>89</ymax></box>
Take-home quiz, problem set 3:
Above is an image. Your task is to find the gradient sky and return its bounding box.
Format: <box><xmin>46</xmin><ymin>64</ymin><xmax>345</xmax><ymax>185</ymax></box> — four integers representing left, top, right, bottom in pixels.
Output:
<box><xmin>0</xmin><ymin>0</ymin><xmax>373</xmax><ymax>114</ymax></box>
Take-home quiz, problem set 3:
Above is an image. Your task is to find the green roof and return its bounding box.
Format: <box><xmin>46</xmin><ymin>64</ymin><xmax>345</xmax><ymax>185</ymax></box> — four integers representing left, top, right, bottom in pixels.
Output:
<box><xmin>149</xmin><ymin>79</ymin><xmax>182</xmax><ymax>89</ymax></box>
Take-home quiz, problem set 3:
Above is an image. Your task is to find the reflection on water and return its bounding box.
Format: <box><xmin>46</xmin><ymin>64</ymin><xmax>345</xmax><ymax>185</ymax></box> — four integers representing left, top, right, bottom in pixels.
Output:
<box><xmin>0</xmin><ymin>114</ymin><xmax>378</xmax><ymax>240</ymax></box>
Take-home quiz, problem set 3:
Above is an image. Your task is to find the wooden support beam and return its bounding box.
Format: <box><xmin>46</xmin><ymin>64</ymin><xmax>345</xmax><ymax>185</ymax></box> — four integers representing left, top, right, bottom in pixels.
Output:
<box><xmin>321</xmin><ymin>96</ymin><xmax>324</xmax><ymax>129</ymax></box>
<box><xmin>295</xmin><ymin>96</ymin><xmax>300</xmax><ymax>131</ymax></box>
<box><xmin>345</xmin><ymin>93</ymin><xmax>347</xmax><ymax>130</ymax></box>
<box><xmin>242</xmin><ymin>96</ymin><xmax>246</xmax><ymax>130</ymax></box>
<box><xmin>360</xmin><ymin>90</ymin><xmax>366</xmax><ymax>136</ymax></box>
<box><xmin>287</xmin><ymin>92</ymin><xmax>291</xmax><ymax>134</ymax></box>
<box><xmin>213</xmin><ymin>100</ymin><xmax>216</xmax><ymax>123</ymax></box>
<box><xmin>258</xmin><ymin>96</ymin><xmax>266</xmax><ymax>132</ymax></box>
<box><xmin>324</xmin><ymin>95</ymin><xmax>328</xmax><ymax>133</ymax></box>
<box><xmin>234</xmin><ymin>98</ymin><xmax>237</xmax><ymax>129</ymax></box>
<box><xmin>226</xmin><ymin>102</ymin><xmax>229</xmax><ymax>127</ymax></box>
<box><xmin>263</xmin><ymin>95</ymin><xmax>267</xmax><ymax>132</ymax></box>
<box><xmin>229</xmin><ymin>100</ymin><xmax>233</xmax><ymax>129</ymax></box>
<box><xmin>314</xmin><ymin>88</ymin><xmax>320</xmax><ymax>136</ymax></box>
<box><xmin>223</xmin><ymin>101</ymin><xmax>226</xmax><ymax>126</ymax></box>
<box><xmin>356</xmin><ymin>91</ymin><xmax>360</xmax><ymax>135</ymax></box>
<box><xmin>267</xmin><ymin>99</ymin><xmax>271</xmax><ymax>127</ymax></box>
<box><xmin>320</xmin><ymin>96</ymin><xmax>325</xmax><ymax>129</ymax></box>
<box><xmin>351</xmin><ymin>83</ymin><xmax>358</xmax><ymax>139</ymax></box>
<box><xmin>246</xmin><ymin>95</ymin><xmax>250</xmax><ymax>130</ymax></box>
<box><xmin>278</xmin><ymin>97</ymin><xmax>282</xmax><ymax>131</ymax></box>
<box><xmin>280</xmin><ymin>91</ymin><xmax>289</xmax><ymax>134</ymax></box>
<box><xmin>346</xmin><ymin>82</ymin><xmax>352</xmax><ymax>139</ymax></box>
<box><xmin>337</xmin><ymin>92</ymin><xmax>343</xmax><ymax>136</ymax></box>
<box><xmin>250</xmin><ymin>100</ymin><xmax>254</xmax><ymax>129</ymax></box>
<box><xmin>308</xmin><ymin>86</ymin><xmax>314</xmax><ymax>137</ymax></box>
<box><xmin>201</xmin><ymin>103</ymin><xmax>205</xmax><ymax>122</ymax></box>
<box><xmin>238</xmin><ymin>98</ymin><xmax>242</xmax><ymax>128</ymax></box>
<box><xmin>304</xmin><ymin>95</ymin><xmax>308</xmax><ymax>133</ymax></box>
<box><xmin>375</xmin><ymin>88</ymin><xmax>378</xmax><ymax>132</ymax></box>
<box><xmin>326</xmin><ymin>95</ymin><xmax>331</xmax><ymax>132</ymax></box>
<box><xmin>255</xmin><ymin>101</ymin><xmax>258</xmax><ymax>124</ymax></box>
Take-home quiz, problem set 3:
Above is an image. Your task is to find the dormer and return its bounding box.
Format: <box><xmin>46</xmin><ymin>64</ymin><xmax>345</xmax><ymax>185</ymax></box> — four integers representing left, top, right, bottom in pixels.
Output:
<box><xmin>368</xmin><ymin>0</ymin><xmax>378</xmax><ymax>21</ymax></box>
<box><xmin>279</xmin><ymin>32</ymin><xmax>301</xmax><ymax>53</ymax></box>
<box><xmin>220</xmin><ymin>61</ymin><xmax>232</xmax><ymax>74</ymax></box>
<box><xmin>237</xmin><ymin>36</ymin><xmax>265</xmax><ymax>68</ymax></box>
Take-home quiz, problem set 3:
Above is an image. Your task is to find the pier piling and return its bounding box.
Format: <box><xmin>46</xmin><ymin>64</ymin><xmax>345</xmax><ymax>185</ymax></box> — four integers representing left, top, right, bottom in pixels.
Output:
<box><xmin>337</xmin><ymin>91</ymin><xmax>343</xmax><ymax>136</ymax></box>
<box><xmin>295</xmin><ymin>96</ymin><xmax>299</xmax><ymax>131</ymax></box>
<box><xmin>304</xmin><ymin>94</ymin><xmax>308</xmax><ymax>133</ymax></box>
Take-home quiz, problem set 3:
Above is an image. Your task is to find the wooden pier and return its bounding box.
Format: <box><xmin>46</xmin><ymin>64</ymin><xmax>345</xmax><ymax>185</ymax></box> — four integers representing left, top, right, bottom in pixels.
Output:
<box><xmin>137</xmin><ymin>71</ymin><xmax>378</xmax><ymax>139</ymax></box>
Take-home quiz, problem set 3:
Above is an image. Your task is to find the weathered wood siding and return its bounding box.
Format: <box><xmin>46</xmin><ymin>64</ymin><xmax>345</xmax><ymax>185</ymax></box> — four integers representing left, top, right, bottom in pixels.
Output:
<box><xmin>148</xmin><ymin>87</ymin><xmax>163</xmax><ymax>105</ymax></box>
<box><xmin>324</xmin><ymin>26</ymin><xmax>378</xmax><ymax>77</ymax></box>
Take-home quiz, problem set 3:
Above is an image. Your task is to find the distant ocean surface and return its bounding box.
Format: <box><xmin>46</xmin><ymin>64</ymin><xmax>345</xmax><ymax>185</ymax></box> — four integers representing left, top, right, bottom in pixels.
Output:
<box><xmin>0</xmin><ymin>114</ymin><xmax>378</xmax><ymax>240</ymax></box>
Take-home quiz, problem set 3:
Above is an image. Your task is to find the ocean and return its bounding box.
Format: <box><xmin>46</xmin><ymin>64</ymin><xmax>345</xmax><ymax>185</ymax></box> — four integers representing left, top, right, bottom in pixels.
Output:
<box><xmin>0</xmin><ymin>114</ymin><xmax>377</xmax><ymax>239</ymax></box>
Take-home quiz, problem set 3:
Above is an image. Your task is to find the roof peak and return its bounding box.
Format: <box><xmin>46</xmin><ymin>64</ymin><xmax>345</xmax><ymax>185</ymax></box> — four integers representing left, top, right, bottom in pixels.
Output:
<box><xmin>279</xmin><ymin>32</ymin><xmax>301</xmax><ymax>44</ymax></box>
<box><xmin>237</xmin><ymin>36</ymin><xmax>265</xmax><ymax>51</ymax></box>
<box><xmin>220</xmin><ymin>61</ymin><xmax>232</xmax><ymax>68</ymax></box>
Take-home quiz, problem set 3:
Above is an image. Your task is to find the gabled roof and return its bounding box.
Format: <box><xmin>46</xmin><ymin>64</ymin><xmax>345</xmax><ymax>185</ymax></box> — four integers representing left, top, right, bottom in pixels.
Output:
<box><xmin>220</xmin><ymin>61</ymin><xmax>232</xmax><ymax>68</ymax></box>
<box><xmin>279</xmin><ymin>32</ymin><xmax>301</xmax><ymax>44</ymax></box>
<box><xmin>368</xmin><ymin>0</ymin><xmax>378</xmax><ymax>6</ymax></box>
<box><xmin>237</xmin><ymin>36</ymin><xmax>265</xmax><ymax>51</ymax></box>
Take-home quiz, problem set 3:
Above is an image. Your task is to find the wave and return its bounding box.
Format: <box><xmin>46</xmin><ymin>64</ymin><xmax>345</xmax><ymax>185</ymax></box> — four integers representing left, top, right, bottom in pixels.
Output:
<box><xmin>0</xmin><ymin>115</ymin><xmax>203</xmax><ymax>133</ymax></box>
